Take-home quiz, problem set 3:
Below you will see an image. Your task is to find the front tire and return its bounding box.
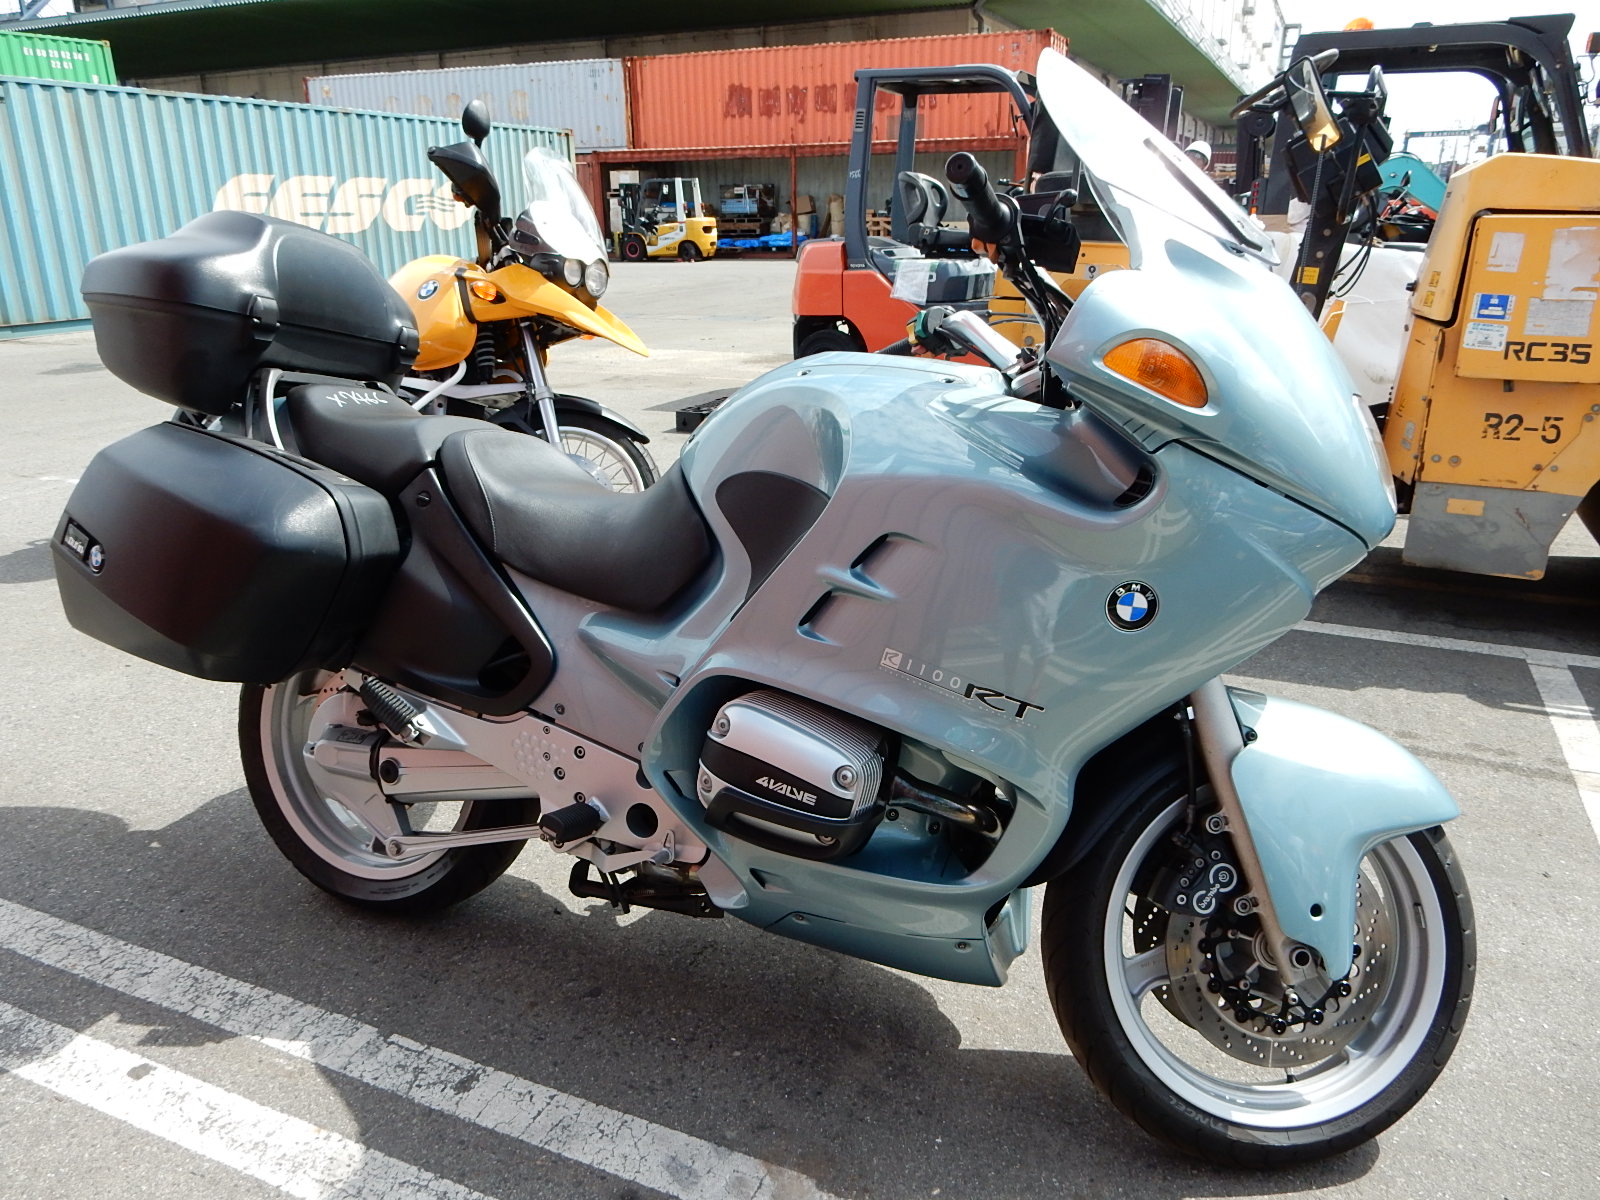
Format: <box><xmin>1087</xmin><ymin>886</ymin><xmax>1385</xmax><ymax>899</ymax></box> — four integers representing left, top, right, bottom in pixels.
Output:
<box><xmin>554</xmin><ymin>412</ymin><xmax>658</xmax><ymax>492</ymax></box>
<box><xmin>241</xmin><ymin>671</ymin><xmax>536</xmax><ymax>914</ymax></box>
<box><xmin>796</xmin><ymin>325</ymin><xmax>864</xmax><ymax>357</ymax></box>
<box><xmin>619</xmin><ymin>234</ymin><xmax>648</xmax><ymax>263</ymax></box>
<box><xmin>1042</xmin><ymin>768</ymin><xmax>1474</xmax><ymax>1166</ymax></box>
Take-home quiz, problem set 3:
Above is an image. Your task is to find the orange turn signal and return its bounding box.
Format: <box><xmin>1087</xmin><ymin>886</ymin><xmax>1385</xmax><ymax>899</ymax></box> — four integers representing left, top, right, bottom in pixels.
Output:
<box><xmin>469</xmin><ymin>279</ymin><xmax>502</xmax><ymax>302</ymax></box>
<box><xmin>1102</xmin><ymin>338</ymin><xmax>1208</xmax><ymax>409</ymax></box>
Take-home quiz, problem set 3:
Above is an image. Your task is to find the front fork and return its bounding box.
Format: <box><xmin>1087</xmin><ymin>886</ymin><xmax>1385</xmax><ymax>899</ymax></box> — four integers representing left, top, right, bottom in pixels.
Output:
<box><xmin>519</xmin><ymin>323</ymin><xmax>564</xmax><ymax>445</ymax></box>
<box><xmin>1189</xmin><ymin>678</ymin><xmax>1328</xmax><ymax>997</ymax></box>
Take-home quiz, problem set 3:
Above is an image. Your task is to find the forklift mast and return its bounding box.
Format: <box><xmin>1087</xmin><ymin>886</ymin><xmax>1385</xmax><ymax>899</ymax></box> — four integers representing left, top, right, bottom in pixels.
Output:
<box><xmin>1242</xmin><ymin>14</ymin><xmax>1591</xmax><ymax>216</ymax></box>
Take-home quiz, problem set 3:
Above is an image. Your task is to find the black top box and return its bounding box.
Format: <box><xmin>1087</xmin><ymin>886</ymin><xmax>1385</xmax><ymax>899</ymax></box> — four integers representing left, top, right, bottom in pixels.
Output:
<box><xmin>81</xmin><ymin>211</ymin><xmax>420</xmax><ymax>415</ymax></box>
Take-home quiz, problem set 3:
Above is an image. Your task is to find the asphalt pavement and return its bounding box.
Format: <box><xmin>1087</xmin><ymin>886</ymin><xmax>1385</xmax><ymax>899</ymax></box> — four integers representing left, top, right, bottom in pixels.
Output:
<box><xmin>2</xmin><ymin>258</ymin><xmax>1598</xmax><ymax>1200</ymax></box>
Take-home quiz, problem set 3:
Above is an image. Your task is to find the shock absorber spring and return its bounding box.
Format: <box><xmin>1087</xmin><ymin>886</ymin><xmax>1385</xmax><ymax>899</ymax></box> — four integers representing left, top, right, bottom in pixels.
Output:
<box><xmin>469</xmin><ymin>327</ymin><xmax>497</xmax><ymax>383</ymax></box>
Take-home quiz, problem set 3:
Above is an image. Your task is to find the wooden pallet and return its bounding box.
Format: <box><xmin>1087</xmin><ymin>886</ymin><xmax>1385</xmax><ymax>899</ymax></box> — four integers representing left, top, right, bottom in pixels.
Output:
<box><xmin>865</xmin><ymin>213</ymin><xmax>891</xmax><ymax>237</ymax></box>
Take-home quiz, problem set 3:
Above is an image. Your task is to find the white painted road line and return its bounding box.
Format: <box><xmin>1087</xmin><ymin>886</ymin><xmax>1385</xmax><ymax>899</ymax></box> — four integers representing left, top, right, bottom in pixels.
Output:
<box><xmin>1528</xmin><ymin>664</ymin><xmax>1600</xmax><ymax>846</ymax></box>
<box><xmin>0</xmin><ymin>999</ymin><xmax>498</xmax><ymax>1200</ymax></box>
<box><xmin>1300</xmin><ymin>619</ymin><xmax>1600</xmax><ymax>670</ymax></box>
<box><xmin>0</xmin><ymin>898</ymin><xmax>836</xmax><ymax>1200</ymax></box>
<box><xmin>1298</xmin><ymin>619</ymin><xmax>1600</xmax><ymax>850</ymax></box>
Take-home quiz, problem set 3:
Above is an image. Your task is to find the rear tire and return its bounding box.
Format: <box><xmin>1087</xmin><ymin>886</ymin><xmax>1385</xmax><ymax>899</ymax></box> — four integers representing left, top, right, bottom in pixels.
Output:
<box><xmin>678</xmin><ymin>241</ymin><xmax>703</xmax><ymax>261</ymax></box>
<box><xmin>1041</xmin><ymin>767</ymin><xmax>1474</xmax><ymax>1166</ymax></box>
<box><xmin>241</xmin><ymin>671</ymin><xmax>535</xmax><ymax>914</ymax></box>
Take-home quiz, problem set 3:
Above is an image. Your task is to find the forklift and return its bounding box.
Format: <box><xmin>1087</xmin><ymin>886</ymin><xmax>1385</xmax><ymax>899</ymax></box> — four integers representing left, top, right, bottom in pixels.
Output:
<box><xmin>611</xmin><ymin>177</ymin><xmax>719</xmax><ymax>261</ymax></box>
<box><xmin>1236</xmin><ymin>14</ymin><xmax>1600</xmax><ymax>579</ymax></box>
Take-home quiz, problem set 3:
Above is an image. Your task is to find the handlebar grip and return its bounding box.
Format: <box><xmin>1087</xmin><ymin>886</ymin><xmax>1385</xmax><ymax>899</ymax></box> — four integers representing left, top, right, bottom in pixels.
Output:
<box><xmin>945</xmin><ymin>153</ymin><xmax>1012</xmax><ymax>245</ymax></box>
<box><xmin>879</xmin><ymin>338</ymin><xmax>917</xmax><ymax>357</ymax></box>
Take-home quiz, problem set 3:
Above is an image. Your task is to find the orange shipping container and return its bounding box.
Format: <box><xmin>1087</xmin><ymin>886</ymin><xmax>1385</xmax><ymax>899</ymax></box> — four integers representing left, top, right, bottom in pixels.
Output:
<box><xmin>625</xmin><ymin>29</ymin><xmax>1066</xmax><ymax>152</ymax></box>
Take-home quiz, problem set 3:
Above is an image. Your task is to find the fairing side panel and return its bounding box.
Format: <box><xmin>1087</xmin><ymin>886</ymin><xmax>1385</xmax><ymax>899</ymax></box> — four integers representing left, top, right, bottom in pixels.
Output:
<box><xmin>520</xmin><ymin>354</ymin><xmax>1361</xmax><ymax>982</ymax></box>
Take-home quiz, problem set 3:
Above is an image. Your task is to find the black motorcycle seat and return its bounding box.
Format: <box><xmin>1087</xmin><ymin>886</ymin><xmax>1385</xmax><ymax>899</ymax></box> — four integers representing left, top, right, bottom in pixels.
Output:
<box><xmin>438</xmin><ymin>428</ymin><xmax>713</xmax><ymax>613</ymax></box>
<box><xmin>286</xmin><ymin>384</ymin><xmax>484</xmax><ymax>493</ymax></box>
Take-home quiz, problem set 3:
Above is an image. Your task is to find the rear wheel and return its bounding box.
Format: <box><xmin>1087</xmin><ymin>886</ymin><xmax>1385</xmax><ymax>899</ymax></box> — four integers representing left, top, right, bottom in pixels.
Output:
<box><xmin>241</xmin><ymin>670</ymin><xmax>535</xmax><ymax>913</ymax></box>
<box><xmin>1042</xmin><ymin>768</ymin><xmax>1474</xmax><ymax>1166</ymax></box>
<box><xmin>678</xmin><ymin>241</ymin><xmax>703</xmax><ymax>261</ymax></box>
<box><xmin>620</xmin><ymin>234</ymin><xmax>648</xmax><ymax>263</ymax></box>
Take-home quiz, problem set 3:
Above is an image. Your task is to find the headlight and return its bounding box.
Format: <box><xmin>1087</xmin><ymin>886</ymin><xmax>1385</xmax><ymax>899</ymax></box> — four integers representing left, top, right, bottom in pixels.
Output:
<box><xmin>584</xmin><ymin>260</ymin><xmax>609</xmax><ymax>298</ymax></box>
<box><xmin>561</xmin><ymin>257</ymin><xmax>585</xmax><ymax>287</ymax></box>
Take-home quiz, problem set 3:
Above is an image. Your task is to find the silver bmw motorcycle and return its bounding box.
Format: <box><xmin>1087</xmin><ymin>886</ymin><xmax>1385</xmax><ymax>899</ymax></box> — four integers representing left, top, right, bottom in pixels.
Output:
<box><xmin>55</xmin><ymin>50</ymin><xmax>1471</xmax><ymax>1166</ymax></box>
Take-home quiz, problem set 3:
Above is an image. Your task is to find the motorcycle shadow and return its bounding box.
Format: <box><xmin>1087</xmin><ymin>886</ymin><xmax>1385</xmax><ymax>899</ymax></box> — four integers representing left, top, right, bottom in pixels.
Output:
<box><xmin>0</xmin><ymin>796</ymin><xmax>1380</xmax><ymax>1198</ymax></box>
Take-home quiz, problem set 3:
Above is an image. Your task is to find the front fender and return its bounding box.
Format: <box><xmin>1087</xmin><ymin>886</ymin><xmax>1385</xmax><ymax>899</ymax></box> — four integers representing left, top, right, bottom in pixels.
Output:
<box><xmin>553</xmin><ymin>394</ymin><xmax>650</xmax><ymax>443</ymax></box>
<box><xmin>1228</xmin><ymin>688</ymin><xmax>1458</xmax><ymax>978</ymax></box>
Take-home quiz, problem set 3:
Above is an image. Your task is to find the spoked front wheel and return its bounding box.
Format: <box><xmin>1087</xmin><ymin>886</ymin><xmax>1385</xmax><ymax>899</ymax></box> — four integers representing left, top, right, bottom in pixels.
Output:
<box><xmin>555</xmin><ymin>412</ymin><xmax>657</xmax><ymax>492</ymax></box>
<box><xmin>1042</xmin><ymin>770</ymin><xmax>1474</xmax><ymax>1166</ymax></box>
<box><xmin>241</xmin><ymin>670</ymin><xmax>536</xmax><ymax>913</ymax></box>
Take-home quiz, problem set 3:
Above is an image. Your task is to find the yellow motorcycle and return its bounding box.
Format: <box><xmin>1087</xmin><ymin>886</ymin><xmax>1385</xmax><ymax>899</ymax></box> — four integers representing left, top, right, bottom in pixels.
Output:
<box><xmin>390</xmin><ymin>102</ymin><xmax>657</xmax><ymax>491</ymax></box>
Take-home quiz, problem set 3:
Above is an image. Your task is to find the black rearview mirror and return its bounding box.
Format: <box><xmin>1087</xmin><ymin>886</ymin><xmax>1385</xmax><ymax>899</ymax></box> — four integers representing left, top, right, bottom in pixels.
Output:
<box><xmin>462</xmin><ymin>100</ymin><xmax>491</xmax><ymax>146</ymax></box>
<box><xmin>1286</xmin><ymin>57</ymin><xmax>1341</xmax><ymax>153</ymax></box>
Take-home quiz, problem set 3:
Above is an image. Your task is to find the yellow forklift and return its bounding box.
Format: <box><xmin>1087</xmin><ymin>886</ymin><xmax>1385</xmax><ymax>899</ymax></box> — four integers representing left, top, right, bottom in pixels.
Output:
<box><xmin>1238</xmin><ymin>15</ymin><xmax>1599</xmax><ymax>579</ymax></box>
<box><xmin>612</xmin><ymin>177</ymin><xmax>718</xmax><ymax>262</ymax></box>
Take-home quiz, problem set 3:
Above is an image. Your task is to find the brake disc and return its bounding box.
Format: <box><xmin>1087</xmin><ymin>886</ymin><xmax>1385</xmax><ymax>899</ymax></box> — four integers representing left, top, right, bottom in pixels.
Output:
<box><xmin>1162</xmin><ymin>870</ymin><xmax>1397</xmax><ymax>1069</ymax></box>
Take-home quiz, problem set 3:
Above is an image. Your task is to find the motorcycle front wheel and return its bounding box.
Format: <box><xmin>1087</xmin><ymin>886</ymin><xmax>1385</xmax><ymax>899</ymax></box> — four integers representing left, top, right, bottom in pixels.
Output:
<box><xmin>1042</xmin><ymin>770</ymin><xmax>1474</xmax><ymax>1167</ymax></box>
<box><xmin>554</xmin><ymin>412</ymin><xmax>658</xmax><ymax>492</ymax></box>
<box><xmin>241</xmin><ymin>670</ymin><xmax>536</xmax><ymax>914</ymax></box>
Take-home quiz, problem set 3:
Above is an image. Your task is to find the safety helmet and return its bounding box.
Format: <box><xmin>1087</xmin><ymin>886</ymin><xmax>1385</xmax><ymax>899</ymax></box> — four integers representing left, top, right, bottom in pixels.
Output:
<box><xmin>1185</xmin><ymin>139</ymin><xmax>1213</xmax><ymax>169</ymax></box>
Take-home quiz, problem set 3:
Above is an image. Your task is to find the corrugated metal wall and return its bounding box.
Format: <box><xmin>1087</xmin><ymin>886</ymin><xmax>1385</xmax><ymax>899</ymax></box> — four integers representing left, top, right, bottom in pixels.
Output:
<box><xmin>625</xmin><ymin>29</ymin><xmax>1066</xmax><ymax>151</ymax></box>
<box><xmin>0</xmin><ymin>78</ymin><xmax>571</xmax><ymax>329</ymax></box>
<box><xmin>306</xmin><ymin>59</ymin><xmax>628</xmax><ymax>151</ymax></box>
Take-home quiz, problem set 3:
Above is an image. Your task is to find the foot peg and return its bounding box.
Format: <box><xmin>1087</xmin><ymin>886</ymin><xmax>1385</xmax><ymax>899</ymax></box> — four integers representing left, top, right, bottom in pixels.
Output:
<box><xmin>359</xmin><ymin>678</ymin><xmax>426</xmax><ymax>743</ymax></box>
<box><xmin>539</xmin><ymin>800</ymin><xmax>605</xmax><ymax>844</ymax></box>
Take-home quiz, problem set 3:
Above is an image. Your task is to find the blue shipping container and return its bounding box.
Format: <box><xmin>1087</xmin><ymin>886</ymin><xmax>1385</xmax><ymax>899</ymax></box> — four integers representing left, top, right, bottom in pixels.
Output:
<box><xmin>0</xmin><ymin>76</ymin><xmax>573</xmax><ymax>330</ymax></box>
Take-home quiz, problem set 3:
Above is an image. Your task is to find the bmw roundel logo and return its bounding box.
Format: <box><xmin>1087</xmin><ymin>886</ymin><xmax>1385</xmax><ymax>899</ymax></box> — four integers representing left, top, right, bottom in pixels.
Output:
<box><xmin>416</xmin><ymin>279</ymin><xmax>439</xmax><ymax>300</ymax></box>
<box><xmin>1107</xmin><ymin>581</ymin><xmax>1157</xmax><ymax>631</ymax></box>
<box><xmin>87</xmin><ymin>544</ymin><xmax>105</xmax><ymax>574</ymax></box>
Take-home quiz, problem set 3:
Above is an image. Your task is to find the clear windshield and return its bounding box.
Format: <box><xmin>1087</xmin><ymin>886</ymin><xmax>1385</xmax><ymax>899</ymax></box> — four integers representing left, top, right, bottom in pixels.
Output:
<box><xmin>1034</xmin><ymin>50</ymin><xmax>1275</xmax><ymax>267</ymax></box>
<box><xmin>518</xmin><ymin>148</ymin><xmax>606</xmax><ymax>262</ymax></box>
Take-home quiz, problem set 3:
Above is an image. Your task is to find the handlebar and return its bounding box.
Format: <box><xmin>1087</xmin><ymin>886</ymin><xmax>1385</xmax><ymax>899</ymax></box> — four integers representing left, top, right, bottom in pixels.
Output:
<box><xmin>945</xmin><ymin>152</ymin><xmax>1015</xmax><ymax>246</ymax></box>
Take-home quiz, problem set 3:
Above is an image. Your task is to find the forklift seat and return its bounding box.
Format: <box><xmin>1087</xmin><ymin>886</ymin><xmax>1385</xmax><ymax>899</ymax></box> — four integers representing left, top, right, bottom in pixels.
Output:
<box><xmin>868</xmin><ymin>237</ymin><xmax>996</xmax><ymax>303</ymax></box>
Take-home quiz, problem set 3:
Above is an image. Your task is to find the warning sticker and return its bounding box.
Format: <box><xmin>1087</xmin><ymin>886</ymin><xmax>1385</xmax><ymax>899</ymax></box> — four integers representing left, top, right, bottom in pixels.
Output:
<box><xmin>1462</xmin><ymin>321</ymin><xmax>1509</xmax><ymax>352</ymax></box>
<box><xmin>1524</xmin><ymin>297</ymin><xmax>1595</xmax><ymax>338</ymax></box>
<box><xmin>1543</xmin><ymin>226</ymin><xmax>1600</xmax><ymax>300</ymax></box>
<box><xmin>1473</xmin><ymin>293</ymin><xmax>1514</xmax><ymax>320</ymax></box>
<box><xmin>1485</xmin><ymin>230</ymin><xmax>1525</xmax><ymax>273</ymax></box>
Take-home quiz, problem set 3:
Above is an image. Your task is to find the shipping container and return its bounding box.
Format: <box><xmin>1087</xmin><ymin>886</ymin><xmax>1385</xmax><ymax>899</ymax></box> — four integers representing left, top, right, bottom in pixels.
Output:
<box><xmin>0</xmin><ymin>29</ymin><xmax>115</xmax><ymax>85</ymax></box>
<box><xmin>0</xmin><ymin>78</ymin><xmax>572</xmax><ymax>331</ymax></box>
<box><xmin>625</xmin><ymin>29</ymin><xmax>1066</xmax><ymax>152</ymax></box>
<box><xmin>306</xmin><ymin>59</ymin><xmax>628</xmax><ymax>151</ymax></box>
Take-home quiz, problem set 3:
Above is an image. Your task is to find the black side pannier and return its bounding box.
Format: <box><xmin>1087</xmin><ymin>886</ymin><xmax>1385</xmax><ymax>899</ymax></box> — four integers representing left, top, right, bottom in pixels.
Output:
<box><xmin>53</xmin><ymin>422</ymin><xmax>401</xmax><ymax>684</ymax></box>
<box><xmin>81</xmin><ymin>211</ymin><xmax>419</xmax><ymax>416</ymax></box>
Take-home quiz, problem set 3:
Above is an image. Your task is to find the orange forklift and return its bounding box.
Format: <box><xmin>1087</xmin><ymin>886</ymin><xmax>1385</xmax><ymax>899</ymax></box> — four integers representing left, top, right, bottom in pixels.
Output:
<box><xmin>792</xmin><ymin>65</ymin><xmax>1124</xmax><ymax>357</ymax></box>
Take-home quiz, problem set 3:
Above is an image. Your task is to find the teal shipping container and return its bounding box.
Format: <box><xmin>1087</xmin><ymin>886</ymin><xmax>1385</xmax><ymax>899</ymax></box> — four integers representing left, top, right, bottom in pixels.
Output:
<box><xmin>0</xmin><ymin>78</ymin><xmax>574</xmax><ymax>331</ymax></box>
<box><xmin>0</xmin><ymin>29</ymin><xmax>115</xmax><ymax>85</ymax></box>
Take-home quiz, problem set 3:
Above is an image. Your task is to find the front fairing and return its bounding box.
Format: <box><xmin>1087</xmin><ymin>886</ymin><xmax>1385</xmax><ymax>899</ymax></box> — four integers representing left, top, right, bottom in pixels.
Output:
<box><xmin>479</xmin><ymin>263</ymin><xmax>649</xmax><ymax>357</ymax></box>
<box><xmin>1035</xmin><ymin>50</ymin><xmax>1395</xmax><ymax>548</ymax></box>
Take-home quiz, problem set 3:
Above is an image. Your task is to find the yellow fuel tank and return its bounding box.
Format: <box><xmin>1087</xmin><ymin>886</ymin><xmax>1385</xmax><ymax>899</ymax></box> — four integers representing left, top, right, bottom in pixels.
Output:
<box><xmin>388</xmin><ymin>255</ymin><xmax>483</xmax><ymax>371</ymax></box>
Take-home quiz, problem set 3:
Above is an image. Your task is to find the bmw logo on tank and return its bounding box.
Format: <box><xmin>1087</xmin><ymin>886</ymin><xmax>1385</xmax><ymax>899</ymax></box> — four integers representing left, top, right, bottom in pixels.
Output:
<box><xmin>1106</xmin><ymin>581</ymin><xmax>1158</xmax><ymax>631</ymax></box>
